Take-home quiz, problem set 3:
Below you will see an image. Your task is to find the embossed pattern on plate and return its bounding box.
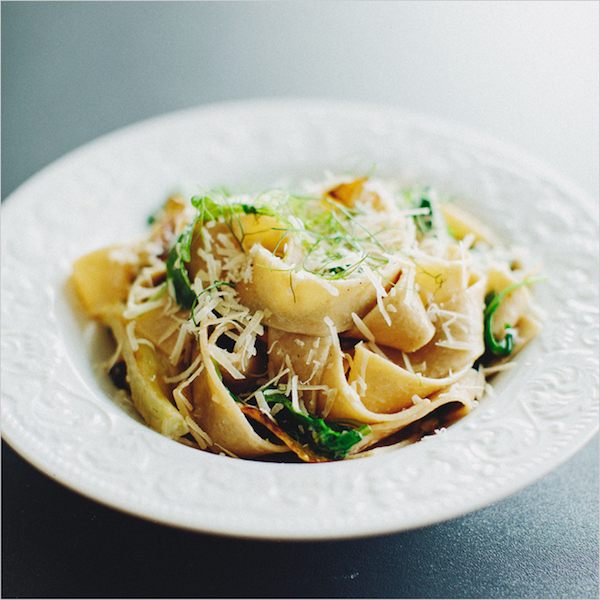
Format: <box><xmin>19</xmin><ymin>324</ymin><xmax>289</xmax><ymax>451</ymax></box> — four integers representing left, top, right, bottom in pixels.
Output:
<box><xmin>2</xmin><ymin>99</ymin><xmax>598</xmax><ymax>539</ymax></box>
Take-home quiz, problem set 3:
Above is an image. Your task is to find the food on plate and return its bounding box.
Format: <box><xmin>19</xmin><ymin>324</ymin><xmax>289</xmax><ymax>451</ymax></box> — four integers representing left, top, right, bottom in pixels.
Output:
<box><xmin>71</xmin><ymin>174</ymin><xmax>543</xmax><ymax>461</ymax></box>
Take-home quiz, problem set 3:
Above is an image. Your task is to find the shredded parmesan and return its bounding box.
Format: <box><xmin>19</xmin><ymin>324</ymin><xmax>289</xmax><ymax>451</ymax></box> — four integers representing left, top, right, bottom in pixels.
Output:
<box><xmin>209</xmin><ymin>345</ymin><xmax>245</xmax><ymax>380</ymax></box>
<box><xmin>402</xmin><ymin>351</ymin><xmax>415</xmax><ymax>374</ymax></box>
<box><xmin>255</xmin><ymin>390</ymin><xmax>271</xmax><ymax>414</ymax></box>
<box><xmin>125</xmin><ymin>320</ymin><xmax>139</xmax><ymax>352</ymax></box>
<box><xmin>482</xmin><ymin>361</ymin><xmax>518</xmax><ymax>375</ymax></box>
<box><xmin>403</xmin><ymin>265</ymin><xmax>416</xmax><ymax>306</ymax></box>
<box><xmin>173</xmin><ymin>381</ymin><xmax>194</xmax><ymax>412</ymax></box>
<box><xmin>412</xmin><ymin>394</ymin><xmax>430</xmax><ymax>404</ymax></box>
<box><xmin>316</xmin><ymin>278</ymin><xmax>340</xmax><ymax>297</ymax></box>
<box><xmin>123</xmin><ymin>297</ymin><xmax>166</xmax><ymax>320</ymax></box>
<box><xmin>356</xmin><ymin>350</ymin><xmax>369</xmax><ymax>397</ymax></box>
<box><xmin>305</xmin><ymin>348</ymin><xmax>315</xmax><ymax>365</ymax></box>
<box><xmin>351</xmin><ymin>312</ymin><xmax>375</xmax><ymax>342</ymax></box>
<box><xmin>185</xmin><ymin>416</ymin><xmax>213</xmax><ymax>449</ymax></box>
<box><xmin>363</xmin><ymin>267</ymin><xmax>391</xmax><ymax>326</ymax></box>
<box><xmin>164</xmin><ymin>354</ymin><xmax>204</xmax><ymax>384</ymax></box>
<box><xmin>169</xmin><ymin>322</ymin><xmax>189</xmax><ymax>365</ymax></box>
<box><xmin>290</xmin><ymin>375</ymin><xmax>302</xmax><ymax>413</ymax></box>
<box><xmin>324</xmin><ymin>316</ymin><xmax>340</xmax><ymax>351</ymax></box>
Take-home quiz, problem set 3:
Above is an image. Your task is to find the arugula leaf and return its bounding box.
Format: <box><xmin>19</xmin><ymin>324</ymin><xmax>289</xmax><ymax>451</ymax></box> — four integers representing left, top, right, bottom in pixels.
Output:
<box><xmin>415</xmin><ymin>197</ymin><xmax>434</xmax><ymax>234</ymax></box>
<box><xmin>165</xmin><ymin>195</ymin><xmax>276</xmax><ymax>309</ymax></box>
<box><xmin>406</xmin><ymin>187</ymin><xmax>448</xmax><ymax>238</ymax></box>
<box><xmin>261</xmin><ymin>391</ymin><xmax>370</xmax><ymax>460</ymax></box>
<box><xmin>165</xmin><ymin>218</ymin><xmax>198</xmax><ymax>310</ymax></box>
<box><xmin>483</xmin><ymin>279</ymin><xmax>541</xmax><ymax>357</ymax></box>
<box><xmin>483</xmin><ymin>290</ymin><xmax>515</xmax><ymax>357</ymax></box>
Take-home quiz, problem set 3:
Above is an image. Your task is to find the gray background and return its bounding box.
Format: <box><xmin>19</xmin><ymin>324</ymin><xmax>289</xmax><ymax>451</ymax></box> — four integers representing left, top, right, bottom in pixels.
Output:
<box><xmin>2</xmin><ymin>2</ymin><xmax>598</xmax><ymax>598</ymax></box>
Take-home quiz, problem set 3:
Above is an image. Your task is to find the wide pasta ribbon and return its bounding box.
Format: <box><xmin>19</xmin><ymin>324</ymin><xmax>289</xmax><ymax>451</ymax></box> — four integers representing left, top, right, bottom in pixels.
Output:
<box><xmin>236</xmin><ymin>245</ymin><xmax>403</xmax><ymax>336</ymax></box>
<box><xmin>345</xmin><ymin>265</ymin><xmax>436</xmax><ymax>352</ymax></box>
<box><xmin>265</xmin><ymin>268</ymin><xmax>486</xmax><ymax>428</ymax></box>
<box><xmin>348</xmin><ymin>367</ymin><xmax>484</xmax><ymax>457</ymax></box>
<box><xmin>190</xmin><ymin>325</ymin><xmax>287</xmax><ymax>458</ymax></box>
<box><xmin>266</xmin><ymin>324</ymin><xmax>484</xmax><ymax>455</ymax></box>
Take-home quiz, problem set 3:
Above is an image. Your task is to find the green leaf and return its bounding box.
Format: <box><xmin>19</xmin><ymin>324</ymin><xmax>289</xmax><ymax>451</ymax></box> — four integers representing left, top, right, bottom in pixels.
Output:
<box><xmin>261</xmin><ymin>391</ymin><xmax>370</xmax><ymax>460</ymax></box>
<box><xmin>165</xmin><ymin>194</ymin><xmax>280</xmax><ymax>309</ymax></box>
<box><xmin>191</xmin><ymin>195</ymin><xmax>278</xmax><ymax>224</ymax></box>
<box><xmin>165</xmin><ymin>216</ymin><xmax>200</xmax><ymax>310</ymax></box>
<box><xmin>483</xmin><ymin>278</ymin><xmax>542</xmax><ymax>357</ymax></box>
<box><xmin>415</xmin><ymin>197</ymin><xmax>434</xmax><ymax>234</ymax></box>
<box><xmin>166</xmin><ymin>242</ymin><xmax>196</xmax><ymax>310</ymax></box>
<box><xmin>404</xmin><ymin>187</ymin><xmax>448</xmax><ymax>238</ymax></box>
<box><xmin>483</xmin><ymin>289</ymin><xmax>515</xmax><ymax>357</ymax></box>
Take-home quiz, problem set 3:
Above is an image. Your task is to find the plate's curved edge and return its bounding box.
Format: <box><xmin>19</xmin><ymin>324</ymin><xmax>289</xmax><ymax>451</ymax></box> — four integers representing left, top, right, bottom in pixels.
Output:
<box><xmin>4</xmin><ymin>389</ymin><xmax>598</xmax><ymax>541</ymax></box>
<box><xmin>2</xmin><ymin>424</ymin><xmax>598</xmax><ymax>542</ymax></box>
<box><xmin>3</xmin><ymin>97</ymin><xmax>597</xmax><ymax>216</ymax></box>
<box><xmin>2</xmin><ymin>98</ymin><xmax>598</xmax><ymax>540</ymax></box>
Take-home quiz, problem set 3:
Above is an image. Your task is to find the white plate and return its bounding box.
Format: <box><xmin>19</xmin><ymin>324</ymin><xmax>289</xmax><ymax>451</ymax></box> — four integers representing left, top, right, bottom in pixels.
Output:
<box><xmin>2</xmin><ymin>99</ymin><xmax>598</xmax><ymax>540</ymax></box>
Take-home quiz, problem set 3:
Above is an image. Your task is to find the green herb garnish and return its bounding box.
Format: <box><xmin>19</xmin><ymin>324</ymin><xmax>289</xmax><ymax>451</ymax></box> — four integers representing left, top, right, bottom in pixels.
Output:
<box><xmin>165</xmin><ymin>217</ymin><xmax>199</xmax><ymax>310</ymax></box>
<box><xmin>404</xmin><ymin>187</ymin><xmax>448</xmax><ymax>238</ymax></box>
<box><xmin>165</xmin><ymin>188</ymin><xmax>401</xmax><ymax>308</ymax></box>
<box><xmin>483</xmin><ymin>279</ymin><xmax>541</xmax><ymax>357</ymax></box>
<box><xmin>415</xmin><ymin>198</ymin><xmax>434</xmax><ymax>234</ymax></box>
<box><xmin>484</xmin><ymin>289</ymin><xmax>515</xmax><ymax>357</ymax></box>
<box><xmin>192</xmin><ymin>194</ymin><xmax>279</xmax><ymax>251</ymax></box>
<box><xmin>165</xmin><ymin>194</ymin><xmax>278</xmax><ymax>308</ymax></box>
<box><xmin>261</xmin><ymin>391</ymin><xmax>370</xmax><ymax>460</ymax></box>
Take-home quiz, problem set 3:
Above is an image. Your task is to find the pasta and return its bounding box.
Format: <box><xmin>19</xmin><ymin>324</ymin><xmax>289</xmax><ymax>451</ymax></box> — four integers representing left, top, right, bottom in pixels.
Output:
<box><xmin>71</xmin><ymin>175</ymin><xmax>543</xmax><ymax>461</ymax></box>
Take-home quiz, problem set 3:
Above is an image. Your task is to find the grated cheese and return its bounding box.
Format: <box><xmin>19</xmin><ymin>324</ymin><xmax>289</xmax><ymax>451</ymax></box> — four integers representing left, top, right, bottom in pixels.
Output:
<box><xmin>323</xmin><ymin>316</ymin><xmax>340</xmax><ymax>351</ymax></box>
<box><xmin>363</xmin><ymin>267</ymin><xmax>391</xmax><ymax>326</ymax></box>
<box><xmin>290</xmin><ymin>375</ymin><xmax>302</xmax><ymax>413</ymax></box>
<box><xmin>482</xmin><ymin>361</ymin><xmax>518</xmax><ymax>376</ymax></box>
<box><xmin>403</xmin><ymin>265</ymin><xmax>416</xmax><ymax>306</ymax></box>
<box><xmin>164</xmin><ymin>354</ymin><xmax>204</xmax><ymax>384</ymax></box>
<box><xmin>185</xmin><ymin>416</ymin><xmax>213</xmax><ymax>449</ymax></box>
<box><xmin>209</xmin><ymin>345</ymin><xmax>245</xmax><ymax>380</ymax></box>
<box><xmin>173</xmin><ymin>381</ymin><xmax>194</xmax><ymax>412</ymax></box>
<box><xmin>402</xmin><ymin>351</ymin><xmax>415</xmax><ymax>374</ymax></box>
<box><xmin>255</xmin><ymin>390</ymin><xmax>271</xmax><ymax>415</ymax></box>
<box><xmin>305</xmin><ymin>348</ymin><xmax>315</xmax><ymax>365</ymax></box>
<box><xmin>412</xmin><ymin>394</ymin><xmax>430</xmax><ymax>404</ymax></box>
<box><xmin>351</xmin><ymin>312</ymin><xmax>375</xmax><ymax>342</ymax></box>
<box><xmin>169</xmin><ymin>321</ymin><xmax>189</xmax><ymax>365</ymax></box>
<box><xmin>316</xmin><ymin>278</ymin><xmax>340</xmax><ymax>297</ymax></box>
<box><xmin>233</xmin><ymin>310</ymin><xmax>264</xmax><ymax>355</ymax></box>
<box><xmin>126</xmin><ymin>320</ymin><xmax>139</xmax><ymax>352</ymax></box>
<box><xmin>123</xmin><ymin>297</ymin><xmax>167</xmax><ymax>320</ymax></box>
<box><xmin>304</xmin><ymin>359</ymin><xmax>323</xmax><ymax>384</ymax></box>
<box><xmin>357</xmin><ymin>348</ymin><xmax>369</xmax><ymax>397</ymax></box>
<box><xmin>435</xmin><ymin>340</ymin><xmax>474</xmax><ymax>351</ymax></box>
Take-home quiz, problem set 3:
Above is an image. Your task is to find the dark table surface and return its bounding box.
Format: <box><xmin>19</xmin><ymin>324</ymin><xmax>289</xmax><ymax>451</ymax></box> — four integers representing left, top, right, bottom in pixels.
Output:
<box><xmin>2</xmin><ymin>3</ymin><xmax>598</xmax><ymax>598</ymax></box>
<box><xmin>2</xmin><ymin>438</ymin><xmax>597</xmax><ymax>599</ymax></box>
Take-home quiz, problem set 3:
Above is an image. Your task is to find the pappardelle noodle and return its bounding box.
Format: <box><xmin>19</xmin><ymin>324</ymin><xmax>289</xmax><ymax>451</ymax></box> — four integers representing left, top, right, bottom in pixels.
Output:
<box><xmin>71</xmin><ymin>175</ymin><xmax>543</xmax><ymax>461</ymax></box>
